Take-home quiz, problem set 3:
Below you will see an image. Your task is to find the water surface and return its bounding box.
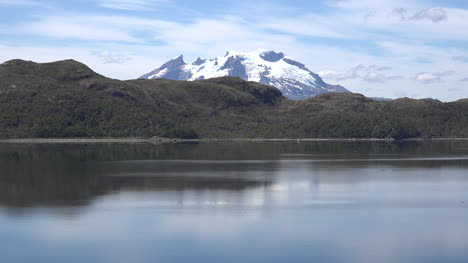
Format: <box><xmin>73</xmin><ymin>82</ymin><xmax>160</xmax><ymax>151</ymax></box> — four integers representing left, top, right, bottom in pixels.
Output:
<box><xmin>1</xmin><ymin>141</ymin><xmax>468</xmax><ymax>263</ymax></box>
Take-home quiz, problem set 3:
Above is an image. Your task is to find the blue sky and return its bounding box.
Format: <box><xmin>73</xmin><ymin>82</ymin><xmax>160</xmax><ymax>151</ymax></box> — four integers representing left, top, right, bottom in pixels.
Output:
<box><xmin>1</xmin><ymin>0</ymin><xmax>468</xmax><ymax>101</ymax></box>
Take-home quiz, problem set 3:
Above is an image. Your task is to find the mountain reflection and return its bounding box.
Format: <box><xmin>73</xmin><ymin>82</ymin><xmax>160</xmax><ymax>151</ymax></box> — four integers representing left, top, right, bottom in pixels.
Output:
<box><xmin>1</xmin><ymin>141</ymin><xmax>468</xmax><ymax>211</ymax></box>
<box><xmin>0</xmin><ymin>160</ymin><xmax>272</xmax><ymax>209</ymax></box>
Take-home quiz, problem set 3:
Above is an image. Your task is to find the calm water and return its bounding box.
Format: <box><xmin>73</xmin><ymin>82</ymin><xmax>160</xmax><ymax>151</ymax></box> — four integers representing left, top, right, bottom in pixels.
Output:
<box><xmin>1</xmin><ymin>141</ymin><xmax>468</xmax><ymax>263</ymax></box>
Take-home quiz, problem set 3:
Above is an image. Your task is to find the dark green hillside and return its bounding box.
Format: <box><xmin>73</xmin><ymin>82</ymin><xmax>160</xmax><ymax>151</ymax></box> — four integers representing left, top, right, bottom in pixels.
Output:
<box><xmin>1</xmin><ymin>59</ymin><xmax>467</xmax><ymax>139</ymax></box>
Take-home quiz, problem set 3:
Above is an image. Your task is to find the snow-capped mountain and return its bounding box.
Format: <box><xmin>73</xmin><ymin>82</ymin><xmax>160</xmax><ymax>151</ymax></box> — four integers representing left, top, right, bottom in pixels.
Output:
<box><xmin>140</xmin><ymin>50</ymin><xmax>349</xmax><ymax>100</ymax></box>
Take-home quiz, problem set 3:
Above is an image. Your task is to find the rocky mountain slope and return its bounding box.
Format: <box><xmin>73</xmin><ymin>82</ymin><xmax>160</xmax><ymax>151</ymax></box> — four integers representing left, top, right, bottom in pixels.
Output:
<box><xmin>140</xmin><ymin>50</ymin><xmax>349</xmax><ymax>100</ymax></box>
<box><xmin>2</xmin><ymin>59</ymin><xmax>468</xmax><ymax>139</ymax></box>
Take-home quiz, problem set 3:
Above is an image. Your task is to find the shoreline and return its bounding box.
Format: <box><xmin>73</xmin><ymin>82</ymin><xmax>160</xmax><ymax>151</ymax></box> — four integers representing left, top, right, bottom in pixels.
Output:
<box><xmin>1</xmin><ymin>137</ymin><xmax>468</xmax><ymax>144</ymax></box>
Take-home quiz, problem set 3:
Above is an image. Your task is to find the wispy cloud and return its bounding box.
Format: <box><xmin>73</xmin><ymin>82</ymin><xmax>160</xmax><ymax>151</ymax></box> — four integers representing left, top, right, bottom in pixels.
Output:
<box><xmin>393</xmin><ymin>7</ymin><xmax>448</xmax><ymax>22</ymax></box>
<box><xmin>0</xmin><ymin>0</ymin><xmax>51</xmax><ymax>7</ymax></box>
<box><xmin>257</xmin><ymin>14</ymin><xmax>348</xmax><ymax>39</ymax></box>
<box><xmin>453</xmin><ymin>56</ymin><xmax>468</xmax><ymax>63</ymax></box>
<box><xmin>326</xmin><ymin>0</ymin><xmax>408</xmax><ymax>10</ymax></box>
<box><xmin>92</xmin><ymin>50</ymin><xmax>131</xmax><ymax>64</ymax></box>
<box><xmin>98</xmin><ymin>0</ymin><xmax>166</xmax><ymax>11</ymax></box>
<box><xmin>410</xmin><ymin>7</ymin><xmax>448</xmax><ymax>22</ymax></box>
<box><xmin>15</xmin><ymin>14</ymin><xmax>296</xmax><ymax>54</ymax></box>
<box><xmin>319</xmin><ymin>65</ymin><xmax>403</xmax><ymax>83</ymax></box>
<box><xmin>18</xmin><ymin>16</ymin><xmax>143</xmax><ymax>42</ymax></box>
<box><xmin>0</xmin><ymin>0</ymin><xmax>37</xmax><ymax>5</ymax></box>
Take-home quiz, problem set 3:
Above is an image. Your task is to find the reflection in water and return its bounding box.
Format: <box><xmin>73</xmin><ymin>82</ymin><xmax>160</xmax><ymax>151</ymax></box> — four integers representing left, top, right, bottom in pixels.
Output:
<box><xmin>1</xmin><ymin>141</ymin><xmax>468</xmax><ymax>263</ymax></box>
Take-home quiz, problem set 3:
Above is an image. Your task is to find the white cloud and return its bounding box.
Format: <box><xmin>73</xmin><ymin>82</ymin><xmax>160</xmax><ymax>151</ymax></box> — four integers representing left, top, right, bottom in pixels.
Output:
<box><xmin>415</xmin><ymin>73</ymin><xmax>440</xmax><ymax>83</ymax></box>
<box><xmin>99</xmin><ymin>0</ymin><xmax>166</xmax><ymax>11</ymax></box>
<box><xmin>415</xmin><ymin>71</ymin><xmax>454</xmax><ymax>83</ymax></box>
<box><xmin>410</xmin><ymin>7</ymin><xmax>448</xmax><ymax>22</ymax></box>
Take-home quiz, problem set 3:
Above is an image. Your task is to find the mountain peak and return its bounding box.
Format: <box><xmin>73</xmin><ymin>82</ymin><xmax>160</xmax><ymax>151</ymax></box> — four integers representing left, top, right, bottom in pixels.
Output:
<box><xmin>260</xmin><ymin>51</ymin><xmax>285</xmax><ymax>62</ymax></box>
<box><xmin>1</xmin><ymin>59</ymin><xmax>34</xmax><ymax>66</ymax></box>
<box><xmin>140</xmin><ymin>50</ymin><xmax>350</xmax><ymax>100</ymax></box>
<box><xmin>168</xmin><ymin>55</ymin><xmax>185</xmax><ymax>65</ymax></box>
<box><xmin>140</xmin><ymin>54</ymin><xmax>189</xmax><ymax>80</ymax></box>
<box><xmin>1</xmin><ymin>59</ymin><xmax>99</xmax><ymax>82</ymax></box>
<box><xmin>223</xmin><ymin>49</ymin><xmax>282</xmax><ymax>59</ymax></box>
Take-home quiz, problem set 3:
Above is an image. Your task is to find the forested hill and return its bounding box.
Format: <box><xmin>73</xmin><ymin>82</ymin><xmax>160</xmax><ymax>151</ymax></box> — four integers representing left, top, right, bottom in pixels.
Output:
<box><xmin>1</xmin><ymin>59</ymin><xmax>468</xmax><ymax>139</ymax></box>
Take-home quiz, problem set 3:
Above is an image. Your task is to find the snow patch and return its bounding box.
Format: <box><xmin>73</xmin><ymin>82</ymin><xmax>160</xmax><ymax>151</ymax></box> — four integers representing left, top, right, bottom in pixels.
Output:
<box><xmin>148</xmin><ymin>68</ymin><xmax>168</xmax><ymax>79</ymax></box>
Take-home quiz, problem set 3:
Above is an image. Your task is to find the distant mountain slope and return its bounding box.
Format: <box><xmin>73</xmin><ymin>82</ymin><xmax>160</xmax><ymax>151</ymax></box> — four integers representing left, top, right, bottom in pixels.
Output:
<box><xmin>140</xmin><ymin>50</ymin><xmax>349</xmax><ymax>100</ymax></box>
<box><xmin>2</xmin><ymin>59</ymin><xmax>468</xmax><ymax>139</ymax></box>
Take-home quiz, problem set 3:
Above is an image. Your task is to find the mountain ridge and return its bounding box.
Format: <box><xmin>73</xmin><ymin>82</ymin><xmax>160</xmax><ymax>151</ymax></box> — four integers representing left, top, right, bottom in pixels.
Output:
<box><xmin>139</xmin><ymin>50</ymin><xmax>349</xmax><ymax>100</ymax></box>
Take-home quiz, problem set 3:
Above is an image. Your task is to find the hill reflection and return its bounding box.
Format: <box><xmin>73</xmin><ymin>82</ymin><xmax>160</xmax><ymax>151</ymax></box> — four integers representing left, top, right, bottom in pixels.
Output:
<box><xmin>1</xmin><ymin>141</ymin><xmax>468</xmax><ymax>212</ymax></box>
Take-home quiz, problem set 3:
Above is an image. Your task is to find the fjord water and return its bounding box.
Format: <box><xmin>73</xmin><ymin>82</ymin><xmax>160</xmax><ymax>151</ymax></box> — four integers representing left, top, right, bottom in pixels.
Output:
<box><xmin>1</xmin><ymin>142</ymin><xmax>468</xmax><ymax>263</ymax></box>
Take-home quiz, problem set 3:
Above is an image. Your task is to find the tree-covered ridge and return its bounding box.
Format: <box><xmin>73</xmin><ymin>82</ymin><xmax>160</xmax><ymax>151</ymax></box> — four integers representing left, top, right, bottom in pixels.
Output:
<box><xmin>1</xmin><ymin>59</ymin><xmax>467</xmax><ymax>139</ymax></box>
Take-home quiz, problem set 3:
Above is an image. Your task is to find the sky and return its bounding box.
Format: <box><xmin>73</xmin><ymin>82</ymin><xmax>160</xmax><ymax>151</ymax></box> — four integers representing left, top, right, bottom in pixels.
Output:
<box><xmin>1</xmin><ymin>0</ymin><xmax>468</xmax><ymax>101</ymax></box>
